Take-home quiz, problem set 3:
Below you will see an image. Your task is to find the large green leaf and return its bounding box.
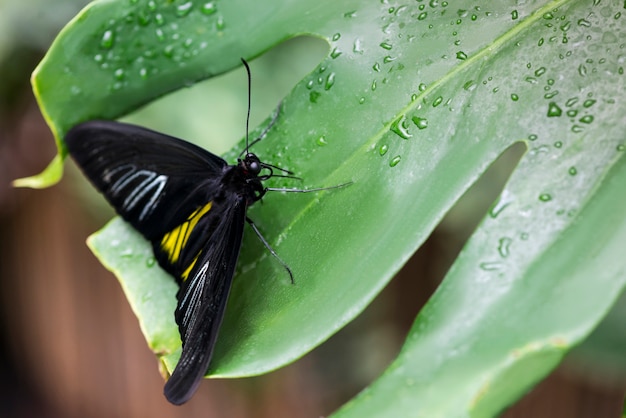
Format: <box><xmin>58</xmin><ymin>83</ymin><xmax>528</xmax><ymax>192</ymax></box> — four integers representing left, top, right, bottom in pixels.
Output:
<box><xmin>30</xmin><ymin>0</ymin><xmax>625</xmax><ymax>415</ymax></box>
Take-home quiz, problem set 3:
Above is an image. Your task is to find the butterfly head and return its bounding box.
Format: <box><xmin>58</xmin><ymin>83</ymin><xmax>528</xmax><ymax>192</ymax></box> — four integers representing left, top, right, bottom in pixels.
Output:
<box><xmin>241</xmin><ymin>153</ymin><xmax>262</xmax><ymax>176</ymax></box>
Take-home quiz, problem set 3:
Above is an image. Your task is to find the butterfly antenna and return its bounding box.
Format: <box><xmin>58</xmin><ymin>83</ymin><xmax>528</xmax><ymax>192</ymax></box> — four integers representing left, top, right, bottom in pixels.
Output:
<box><xmin>241</xmin><ymin>58</ymin><xmax>252</xmax><ymax>154</ymax></box>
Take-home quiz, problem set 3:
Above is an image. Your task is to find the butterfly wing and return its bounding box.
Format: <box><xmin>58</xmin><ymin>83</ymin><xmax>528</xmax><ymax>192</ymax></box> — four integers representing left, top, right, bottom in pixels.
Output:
<box><xmin>67</xmin><ymin>120</ymin><xmax>249</xmax><ymax>404</ymax></box>
<box><xmin>164</xmin><ymin>195</ymin><xmax>247</xmax><ymax>405</ymax></box>
<box><xmin>65</xmin><ymin>120</ymin><xmax>227</xmax><ymax>241</ymax></box>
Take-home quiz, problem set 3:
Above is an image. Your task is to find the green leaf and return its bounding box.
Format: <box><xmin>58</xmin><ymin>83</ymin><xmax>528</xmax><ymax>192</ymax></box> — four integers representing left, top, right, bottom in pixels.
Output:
<box><xmin>33</xmin><ymin>0</ymin><xmax>625</xmax><ymax>415</ymax></box>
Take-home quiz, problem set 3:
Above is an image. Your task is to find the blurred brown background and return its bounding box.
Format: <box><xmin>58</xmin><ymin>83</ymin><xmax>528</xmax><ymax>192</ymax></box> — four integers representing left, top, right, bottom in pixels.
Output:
<box><xmin>0</xmin><ymin>1</ymin><xmax>624</xmax><ymax>417</ymax></box>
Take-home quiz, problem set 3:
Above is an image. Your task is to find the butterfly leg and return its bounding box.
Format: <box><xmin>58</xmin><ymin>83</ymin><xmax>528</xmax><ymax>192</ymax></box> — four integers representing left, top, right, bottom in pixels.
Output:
<box><xmin>246</xmin><ymin>217</ymin><xmax>294</xmax><ymax>284</ymax></box>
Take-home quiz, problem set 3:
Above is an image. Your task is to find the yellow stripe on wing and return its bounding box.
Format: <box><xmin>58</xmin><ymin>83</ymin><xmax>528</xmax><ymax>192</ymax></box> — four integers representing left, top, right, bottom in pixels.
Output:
<box><xmin>160</xmin><ymin>202</ymin><xmax>212</xmax><ymax>264</ymax></box>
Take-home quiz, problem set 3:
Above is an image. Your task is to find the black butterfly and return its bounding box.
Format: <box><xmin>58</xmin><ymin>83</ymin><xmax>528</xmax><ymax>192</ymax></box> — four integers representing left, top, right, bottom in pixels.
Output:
<box><xmin>65</xmin><ymin>59</ymin><xmax>348</xmax><ymax>405</ymax></box>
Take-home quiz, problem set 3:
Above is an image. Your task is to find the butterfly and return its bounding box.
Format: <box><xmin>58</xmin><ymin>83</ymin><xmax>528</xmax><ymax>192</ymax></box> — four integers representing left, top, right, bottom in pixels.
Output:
<box><xmin>65</xmin><ymin>59</ymin><xmax>349</xmax><ymax>405</ymax></box>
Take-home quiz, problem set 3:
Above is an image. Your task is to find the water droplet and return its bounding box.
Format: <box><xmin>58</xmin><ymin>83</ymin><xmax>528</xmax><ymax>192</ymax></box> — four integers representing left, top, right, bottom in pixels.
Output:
<box><xmin>547</xmin><ymin>102</ymin><xmax>562</xmax><ymax>117</ymax></box>
<box><xmin>371</xmin><ymin>80</ymin><xmax>377</xmax><ymax>91</ymax></box>
<box><xmin>579</xmin><ymin>115</ymin><xmax>594</xmax><ymax>124</ymax></box>
<box><xmin>216</xmin><ymin>15</ymin><xmax>225</xmax><ymax>30</ymax></box>
<box><xmin>480</xmin><ymin>262</ymin><xmax>503</xmax><ymax>271</ymax></box>
<box><xmin>353</xmin><ymin>38</ymin><xmax>363</xmax><ymax>54</ymax></box>
<box><xmin>380</xmin><ymin>41</ymin><xmax>393</xmax><ymax>50</ymax></box>
<box><xmin>390</xmin><ymin>115</ymin><xmax>412</xmax><ymax>139</ymax></box>
<box><xmin>379</xmin><ymin>144</ymin><xmax>389</xmax><ymax>156</ymax></box>
<box><xmin>554</xmin><ymin>141</ymin><xmax>563</xmax><ymax>148</ymax></box>
<box><xmin>463</xmin><ymin>80</ymin><xmax>477</xmax><ymax>91</ymax></box>
<box><xmin>566</xmin><ymin>109</ymin><xmax>578</xmax><ymax>117</ymax></box>
<box><xmin>617</xmin><ymin>143</ymin><xmax>625</xmax><ymax>152</ymax></box>
<box><xmin>114</xmin><ymin>68</ymin><xmax>125</xmax><ymax>80</ymax></box>
<box><xmin>332</xmin><ymin>32</ymin><xmax>341</xmax><ymax>41</ymax></box>
<box><xmin>511</xmin><ymin>93</ymin><xmax>519</xmax><ymax>101</ymax></box>
<box><xmin>372</xmin><ymin>62</ymin><xmax>381</xmax><ymax>72</ymax></box>
<box><xmin>578</xmin><ymin>18</ymin><xmax>591</xmax><ymax>27</ymax></box>
<box><xmin>498</xmin><ymin>237</ymin><xmax>512</xmax><ymax>258</ymax></box>
<box><xmin>383</xmin><ymin>55</ymin><xmax>396</xmax><ymax>63</ymax></box>
<box><xmin>539</xmin><ymin>193</ymin><xmax>552</xmax><ymax>202</ymax></box>
<box><xmin>571</xmin><ymin>124</ymin><xmax>584</xmax><ymax>133</ymax></box>
<box><xmin>544</xmin><ymin>90</ymin><xmax>559</xmax><ymax>99</ymax></box>
<box><xmin>456</xmin><ymin>51</ymin><xmax>467</xmax><ymax>60</ymax></box>
<box><xmin>583</xmin><ymin>99</ymin><xmax>596</xmax><ymax>108</ymax></box>
<box><xmin>176</xmin><ymin>1</ymin><xmax>193</xmax><ymax>17</ymax></box>
<box><xmin>418</xmin><ymin>83</ymin><xmax>427</xmax><ymax>91</ymax></box>
<box><xmin>101</xmin><ymin>30</ymin><xmax>115</xmax><ymax>49</ymax></box>
<box><xmin>164</xmin><ymin>44</ymin><xmax>175</xmax><ymax>57</ymax></box>
<box><xmin>358</xmin><ymin>97</ymin><xmax>365</xmax><ymax>104</ymax></box>
<box><xmin>525</xmin><ymin>76</ymin><xmax>537</xmax><ymax>84</ymax></box>
<box><xmin>530</xmin><ymin>145</ymin><xmax>550</xmax><ymax>155</ymax></box>
<box><xmin>417</xmin><ymin>11</ymin><xmax>428</xmax><ymax>20</ymax></box>
<box><xmin>578</xmin><ymin>64</ymin><xmax>588</xmax><ymax>76</ymax></box>
<box><xmin>146</xmin><ymin>257</ymin><xmax>156</xmax><ymax>267</ymax></box>
<box><xmin>389</xmin><ymin>155</ymin><xmax>401</xmax><ymax>167</ymax></box>
<box><xmin>70</xmin><ymin>85</ymin><xmax>81</xmax><ymax>96</ymax></box>
<box><xmin>511</xmin><ymin>10</ymin><xmax>519</xmax><ymax>20</ymax></box>
<box><xmin>330</xmin><ymin>47</ymin><xmax>342</xmax><ymax>59</ymax></box>
<box><xmin>528</xmin><ymin>134</ymin><xmax>538</xmax><ymax>141</ymax></box>
<box><xmin>139</xmin><ymin>67</ymin><xmax>148</xmax><ymax>79</ymax></box>
<box><xmin>566</xmin><ymin>97</ymin><xmax>578</xmax><ymax>107</ymax></box>
<box><xmin>324</xmin><ymin>73</ymin><xmax>335</xmax><ymax>90</ymax></box>
<box><xmin>568</xmin><ymin>166</ymin><xmax>577</xmax><ymax>175</ymax></box>
<box><xmin>155</xmin><ymin>13</ymin><xmax>164</xmax><ymax>25</ymax></box>
<box><xmin>543</xmin><ymin>12</ymin><xmax>554</xmax><ymax>20</ymax></box>
<box><xmin>411</xmin><ymin>116</ymin><xmax>428</xmax><ymax>129</ymax></box>
<box><xmin>490</xmin><ymin>190</ymin><xmax>513</xmax><ymax>218</ymax></box>
<box><xmin>316</xmin><ymin>136</ymin><xmax>327</xmax><ymax>146</ymax></box>
<box><xmin>432</xmin><ymin>96</ymin><xmax>443</xmax><ymax>107</ymax></box>
<box><xmin>201</xmin><ymin>2</ymin><xmax>217</xmax><ymax>15</ymax></box>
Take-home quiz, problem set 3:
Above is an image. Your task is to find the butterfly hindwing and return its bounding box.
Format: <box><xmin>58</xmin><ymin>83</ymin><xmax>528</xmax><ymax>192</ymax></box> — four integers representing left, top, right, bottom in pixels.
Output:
<box><xmin>163</xmin><ymin>196</ymin><xmax>247</xmax><ymax>405</ymax></box>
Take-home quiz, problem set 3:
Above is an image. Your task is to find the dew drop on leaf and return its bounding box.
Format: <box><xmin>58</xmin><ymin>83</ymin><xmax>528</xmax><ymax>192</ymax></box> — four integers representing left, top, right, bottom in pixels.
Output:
<box><xmin>201</xmin><ymin>2</ymin><xmax>217</xmax><ymax>15</ymax></box>
<box><xmin>479</xmin><ymin>262</ymin><xmax>503</xmax><ymax>271</ymax></box>
<box><xmin>324</xmin><ymin>72</ymin><xmax>336</xmax><ymax>90</ymax></box>
<box><xmin>176</xmin><ymin>1</ymin><xmax>193</xmax><ymax>17</ymax></box>
<box><xmin>101</xmin><ymin>30</ymin><xmax>115</xmax><ymax>49</ymax></box>
<box><xmin>539</xmin><ymin>193</ymin><xmax>552</xmax><ymax>202</ymax></box>
<box><xmin>583</xmin><ymin>99</ymin><xmax>596</xmax><ymax>108</ymax></box>
<box><xmin>579</xmin><ymin>115</ymin><xmax>594</xmax><ymax>124</ymax></box>
<box><xmin>389</xmin><ymin>155</ymin><xmax>401</xmax><ymax>167</ymax></box>
<box><xmin>547</xmin><ymin>102</ymin><xmax>562</xmax><ymax>117</ymax></box>
<box><xmin>489</xmin><ymin>190</ymin><xmax>513</xmax><ymax>218</ymax></box>
<box><xmin>390</xmin><ymin>115</ymin><xmax>412</xmax><ymax>139</ymax></box>
<box><xmin>498</xmin><ymin>237</ymin><xmax>512</xmax><ymax>258</ymax></box>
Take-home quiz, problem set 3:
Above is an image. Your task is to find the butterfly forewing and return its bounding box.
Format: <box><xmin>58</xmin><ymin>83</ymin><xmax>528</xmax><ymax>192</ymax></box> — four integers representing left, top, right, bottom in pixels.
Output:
<box><xmin>66</xmin><ymin>120</ymin><xmax>227</xmax><ymax>241</ymax></box>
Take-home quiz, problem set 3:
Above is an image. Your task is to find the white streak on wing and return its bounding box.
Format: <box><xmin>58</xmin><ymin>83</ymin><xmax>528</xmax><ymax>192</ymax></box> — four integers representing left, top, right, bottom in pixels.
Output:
<box><xmin>181</xmin><ymin>261</ymin><xmax>209</xmax><ymax>338</ymax></box>
<box><xmin>108</xmin><ymin>164</ymin><xmax>169</xmax><ymax>221</ymax></box>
